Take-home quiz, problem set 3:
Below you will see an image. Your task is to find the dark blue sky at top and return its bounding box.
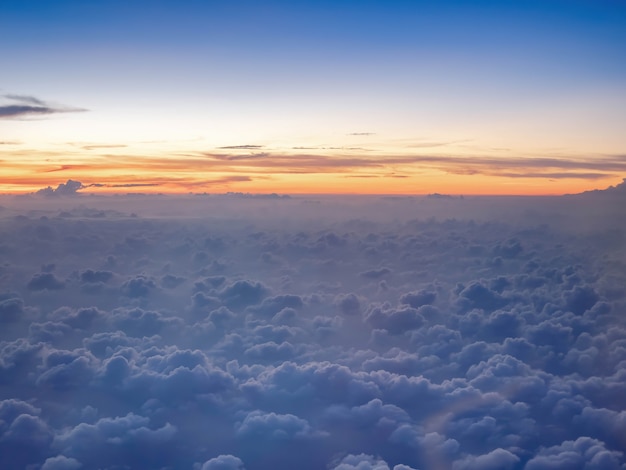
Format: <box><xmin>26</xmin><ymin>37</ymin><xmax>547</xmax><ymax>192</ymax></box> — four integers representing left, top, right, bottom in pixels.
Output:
<box><xmin>3</xmin><ymin>0</ymin><xmax>625</xmax><ymax>80</ymax></box>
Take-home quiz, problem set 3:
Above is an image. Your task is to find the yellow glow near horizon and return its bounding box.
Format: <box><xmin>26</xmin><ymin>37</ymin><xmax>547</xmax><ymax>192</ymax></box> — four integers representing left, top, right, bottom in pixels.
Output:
<box><xmin>0</xmin><ymin>162</ymin><xmax>622</xmax><ymax>196</ymax></box>
<box><xmin>1</xmin><ymin>122</ymin><xmax>624</xmax><ymax>196</ymax></box>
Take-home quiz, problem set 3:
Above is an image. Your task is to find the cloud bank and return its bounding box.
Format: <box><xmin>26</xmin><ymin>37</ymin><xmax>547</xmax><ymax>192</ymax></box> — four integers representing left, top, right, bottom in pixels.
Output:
<box><xmin>0</xmin><ymin>187</ymin><xmax>624</xmax><ymax>469</ymax></box>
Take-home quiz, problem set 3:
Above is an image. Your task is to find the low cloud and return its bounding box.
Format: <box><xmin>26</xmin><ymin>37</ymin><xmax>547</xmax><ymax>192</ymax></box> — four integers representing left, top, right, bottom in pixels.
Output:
<box><xmin>0</xmin><ymin>189</ymin><xmax>625</xmax><ymax>469</ymax></box>
<box><xmin>217</xmin><ymin>145</ymin><xmax>265</xmax><ymax>150</ymax></box>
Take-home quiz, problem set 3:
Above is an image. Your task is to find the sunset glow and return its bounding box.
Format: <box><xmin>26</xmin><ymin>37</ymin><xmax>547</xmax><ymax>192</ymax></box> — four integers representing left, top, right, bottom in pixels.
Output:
<box><xmin>1</xmin><ymin>0</ymin><xmax>625</xmax><ymax>195</ymax></box>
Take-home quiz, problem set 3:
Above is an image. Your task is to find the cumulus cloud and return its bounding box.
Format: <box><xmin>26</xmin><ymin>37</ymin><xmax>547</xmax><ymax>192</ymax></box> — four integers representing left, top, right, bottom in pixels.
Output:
<box><xmin>27</xmin><ymin>273</ymin><xmax>66</xmax><ymax>291</ymax></box>
<box><xmin>200</xmin><ymin>454</ymin><xmax>245</xmax><ymax>470</ymax></box>
<box><xmin>0</xmin><ymin>189</ymin><xmax>624</xmax><ymax>468</ymax></box>
<box><xmin>40</xmin><ymin>455</ymin><xmax>82</xmax><ymax>470</ymax></box>
<box><xmin>36</xmin><ymin>180</ymin><xmax>85</xmax><ymax>197</ymax></box>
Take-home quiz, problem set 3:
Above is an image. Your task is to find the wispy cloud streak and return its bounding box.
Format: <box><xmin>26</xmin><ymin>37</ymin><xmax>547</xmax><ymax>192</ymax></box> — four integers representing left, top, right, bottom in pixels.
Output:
<box><xmin>0</xmin><ymin>94</ymin><xmax>86</xmax><ymax>119</ymax></box>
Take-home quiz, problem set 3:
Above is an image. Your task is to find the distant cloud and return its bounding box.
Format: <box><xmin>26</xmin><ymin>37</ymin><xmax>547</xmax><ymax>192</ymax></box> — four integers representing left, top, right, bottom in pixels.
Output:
<box><xmin>403</xmin><ymin>154</ymin><xmax>626</xmax><ymax>179</ymax></box>
<box><xmin>86</xmin><ymin>183</ymin><xmax>162</xmax><ymax>188</ymax></box>
<box><xmin>405</xmin><ymin>140</ymin><xmax>469</xmax><ymax>149</ymax></box>
<box><xmin>291</xmin><ymin>147</ymin><xmax>372</xmax><ymax>151</ymax></box>
<box><xmin>43</xmin><ymin>165</ymin><xmax>91</xmax><ymax>173</ymax></box>
<box><xmin>344</xmin><ymin>175</ymin><xmax>381</xmax><ymax>178</ymax></box>
<box><xmin>188</xmin><ymin>175</ymin><xmax>253</xmax><ymax>186</ymax></box>
<box><xmin>0</xmin><ymin>94</ymin><xmax>86</xmax><ymax>119</ymax></box>
<box><xmin>203</xmin><ymin>152</ymin><xmax>626</xmax><ymax>180</ymax></box>
<box><xmin>347</xmin><ymin>132</ymin><xmax>375</xmax><ymax>136</ymax></box>
<box><xmin>575</xmin><ymin>178</ymin><xmax>626</xmax><ymax>195</ymax></box>
<box><xmin>111</xmin><ymin>183</ymin><xmax>161</xmax><ymax>188</ymax></box>
<box><xmin>81</xmin><ymin>144</ymin><xmax>128</xmax><ymax>151</ymax></box>
<box><xmin>12</xmin><ymin>150</ymin><xmax>625</xmax><ymax>197</ymax></box>
<box><xmin>218</xmin><ymin>145</ymin><xmax>265</xmax><ymax>150</ymax></box>
<box><xmin>36</xmin><ymin>179</ymin><xmax>84</xmax><ymax>196</ymax></box>
<box><xmin>213</xmin><ymin>153</ymin><xmax>269</xmax><ymax>161</ymax></box>
<box><xmin>491</xmin><ymin>171</ymin><xmax>609</xmax><ymax>180</ymax></box>
<box><xmin>33</xmin><ymin>181</ymin><xmax>164</xmax><ymax>194</ymax></box>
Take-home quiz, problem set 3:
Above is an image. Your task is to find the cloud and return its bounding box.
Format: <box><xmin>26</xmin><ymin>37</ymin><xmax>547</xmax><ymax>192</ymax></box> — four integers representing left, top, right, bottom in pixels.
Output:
<box><xmin>209</xmin><ymin>175</ymin><xmax>253</xmax><ymax>184</ymax></box>
<box><xmin>53</xmin><ymin>413</ymin><xmax>177</xmax><ymax>468</ymax></box>
<box><xmin>86</xmin><ymin>182</ymin><xmax>162</xmax><ymax>188</ymax></box>
<box><xmin>81</xmin><ymin>144</ymin><xmax>128</xmax><ymax>150</ymax></box>
<box><xmin>524</xmin><ymin>437</ymin><xmax>624</xmax><ymax>470</ymax></box>
<box><xmin>0</xmin><ymin>94</ymin><xmax>86</xmax><ymax>119</ymax></box>
<box><xmin>359</xmin><ymin>267</ymin><xmax>392</xmax><ymax>279</ymax></box>
<box><xmin>330</xmin><ymin>453</ymin><xmax>416</xmax><ymax>470</ymax></box>
<box><xmin>452</xmin><ymin>448</ymin><xmax>519</xmax><ymax>470</ymax></box>
<box><xmin>41</xmin><ymin>455</ymin><xmax>82</xmax><ymax>470</ymax></box>
<box><xmin>80</xmin><ymin>270</ymin><xmax>114</xmax><ymax>284</ymax></box>
<box><xmin>235</xmin><ymin>411</ymin><xmax>322</xmax><ymax>440</ymax></box>
<box><xmin>27</xmin><ymin>273</ymin><xmax>65</xmax><ymax>291</ymax></box>
<box><xmin>0</xmin><ymin>297</ymin><xmax>24</xmax><ymax>323</ymax></box>
<box><xmin>12</xmin><ymin>151</ymin><xmax>625</xmax><ymax>197</ymax></box>
<box><xmin>200</xmin><ymin>454</ymin><xmax>245</xmax><ymax>470</ymax></box>
<box><xmin>36</xmin><ymin>179</ymin><xmax>85</xmax><ymax>196</ymax></box>
<box><xmin>217</xmin><ymin>145</ymin><xmax>264</xmax><ymax>150</ymax></box>
<box><xmin>120</xmin><ymin>276</ymin><xmax>157</xmax><ymax>298</ymax></box>
<box><xmin>0</xmin><ymin>192</ymin><xmax>624</xmax><ymax>468</ymax></box>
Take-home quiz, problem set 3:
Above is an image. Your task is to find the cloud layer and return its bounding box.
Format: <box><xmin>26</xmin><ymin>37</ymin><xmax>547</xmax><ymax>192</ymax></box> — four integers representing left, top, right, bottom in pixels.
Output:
<box><xmin>0</xmin><ymin>190</ymin><xmax>624</xmax><ymax>469</ymax></box>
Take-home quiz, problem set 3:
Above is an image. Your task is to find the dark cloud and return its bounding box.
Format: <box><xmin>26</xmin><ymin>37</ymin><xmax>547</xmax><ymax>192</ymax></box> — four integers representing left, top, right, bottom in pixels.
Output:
<box><xmin>0</xmin><ymin>297</ymin><xmax>23</xmax><ymax>323</ymax></box>
<box><xmin>359</xmin><ymin>267</ymin><xmax>392</xmax><ymax>279</ymax></box>
<box><xmin>80</xmin><ymin>269</ymin><xmax>114</xmax><ymax>284</ymax></box>
<box><xmin>219</xmin><ymin>280</ymin><xmax>269</xmax><ymax>309</ymax></box>
<box><xmin>399</xmin><ymin>290</ymin><xmax>436</xmax><ymax>308</ymax></box>
<box><xmin>335</xmin><ymin>293</ymin><xmax>362</xmax><ymax>315</ymax></box>
<box><xmin>27</xmin><ymin>273</ymin><xmax>65</xmax><ymax>291</ymax></box>
<box><xmin>121</xmin><ymin>276</ymin><xmax>157</xmax><ymax>298</ymax></box>
<box><xmin>456</xmin><ymin>282</ymin><xmax>509</xmax><ymax>312</ymax></box>
<box><xmin>365</xmin><ymin>304</ymin><xmax>425</xmax><ymax>334</ymax></box>
<box><xmin>0</xmin><ymin>94</ymin><xmax>86</xmax><ymax>119</ymax></box>
<box><xmin>161</xmin><ymin>274</ymin><xmax>186</xmax><ymax>288</ymax></box>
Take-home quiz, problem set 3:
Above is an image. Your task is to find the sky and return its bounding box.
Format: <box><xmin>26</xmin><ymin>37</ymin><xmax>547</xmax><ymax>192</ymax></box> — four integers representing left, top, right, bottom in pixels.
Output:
<box><xmin>1</xmin><ymin>0</ymin><xmax>626</xmax><ymax>194</ymax></box>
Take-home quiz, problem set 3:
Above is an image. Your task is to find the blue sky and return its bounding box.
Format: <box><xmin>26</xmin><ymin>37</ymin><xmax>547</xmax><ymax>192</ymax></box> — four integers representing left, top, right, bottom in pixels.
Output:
<box><xmin>1</xmin><ymin>0</ymin><xmax>626</xmax><ymax>194</ymax></box>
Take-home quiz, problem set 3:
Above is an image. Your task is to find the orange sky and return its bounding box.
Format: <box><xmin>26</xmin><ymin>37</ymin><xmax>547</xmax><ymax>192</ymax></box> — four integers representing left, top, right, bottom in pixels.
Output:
<box><xmin>1</xmin><ymin>140</ymin><xmax>624</xmax><ymax>196</ymax></box>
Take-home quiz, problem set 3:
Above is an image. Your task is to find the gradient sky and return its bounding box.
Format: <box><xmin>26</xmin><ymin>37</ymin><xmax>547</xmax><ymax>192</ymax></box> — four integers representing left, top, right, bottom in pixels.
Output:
<box><xmin>1</xmin><ymin>0</ymin><xmax>626</xmax><ymax>195</ymax></box>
